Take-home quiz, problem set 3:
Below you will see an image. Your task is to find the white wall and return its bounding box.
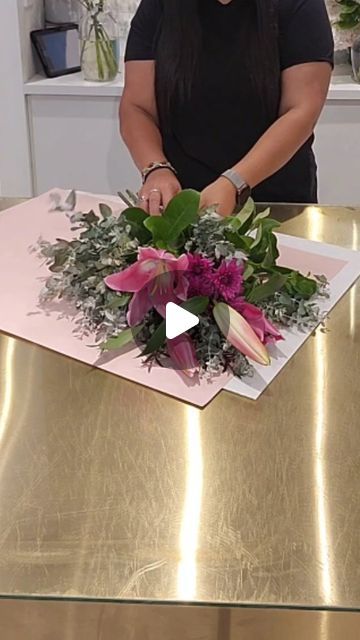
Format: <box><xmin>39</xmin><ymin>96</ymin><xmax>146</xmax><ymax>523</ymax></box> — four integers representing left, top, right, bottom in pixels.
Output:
<box><xmin>0</xmin><ymin>0</ymin><xmax>43</xmax><ymax>197</ymax></box>
<box><xmin>18</xmin><ymin>0</ymin><xmax>44</xmax><ymax>81</ymax></box>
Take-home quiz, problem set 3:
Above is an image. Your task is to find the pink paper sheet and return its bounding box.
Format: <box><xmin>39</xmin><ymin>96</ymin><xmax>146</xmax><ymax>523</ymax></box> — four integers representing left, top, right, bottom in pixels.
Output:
<box><xmin>0</xmin><ymin>190</ymin><xmax>359</xmax><ymax>407</ymax></box>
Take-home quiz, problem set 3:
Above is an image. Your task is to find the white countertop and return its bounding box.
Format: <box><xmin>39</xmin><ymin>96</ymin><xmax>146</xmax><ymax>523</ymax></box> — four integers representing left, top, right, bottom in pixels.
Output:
<box><xmin>24</xmin><ymin>65</ymin><xmax>360</xmax><ymax>100</ymax></box>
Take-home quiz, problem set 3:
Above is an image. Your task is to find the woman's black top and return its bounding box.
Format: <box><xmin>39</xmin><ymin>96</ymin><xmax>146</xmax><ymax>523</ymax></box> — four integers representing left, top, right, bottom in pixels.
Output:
<box><xmin>125</xmin><ymin>0</ymin><xmax>334</xmax><ymax>203</ymax></box>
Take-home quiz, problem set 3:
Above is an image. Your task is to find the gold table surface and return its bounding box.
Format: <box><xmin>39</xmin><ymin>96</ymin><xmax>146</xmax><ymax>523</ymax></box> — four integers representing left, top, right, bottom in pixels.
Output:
<box><xmin>0</xmin><ymin>198</ymin><xmax>359</xmax><ymax>611</ymax></box>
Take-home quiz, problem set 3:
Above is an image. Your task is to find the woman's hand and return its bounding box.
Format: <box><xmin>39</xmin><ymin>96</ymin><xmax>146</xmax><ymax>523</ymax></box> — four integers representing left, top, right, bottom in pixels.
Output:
<box><xmin>138</xmin><ymin>169</ymin><xmax>182</xmax><ymax>215</ymax></box>
<box><xmin>200</xmin><ymin>177</ymin><xmax>237</xmax><ymax>217</ymax></box>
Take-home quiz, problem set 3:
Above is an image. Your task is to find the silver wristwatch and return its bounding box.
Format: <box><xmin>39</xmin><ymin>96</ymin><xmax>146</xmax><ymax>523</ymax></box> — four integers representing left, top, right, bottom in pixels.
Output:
<box><xmin>221</xmin><ymin>169</ymin><xmax>251</xmax><ymax>207</ymax></box>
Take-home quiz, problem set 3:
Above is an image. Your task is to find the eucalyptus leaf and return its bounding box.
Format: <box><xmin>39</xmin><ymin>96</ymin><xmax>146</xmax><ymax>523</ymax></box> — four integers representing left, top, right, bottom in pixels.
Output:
<box><xmin>84</xmin><ymin>210</ymin><xmax>99</xmax><ymax>225</ymax></box>
<box><xmin>49</xmin><ymin>250</ymin><xmax>69</xmax><ymax>272</ymax></box>
<box><xmin>65</xmin><ymin>189</ymin><xmax>76</xmax><ymax>211</ymax></box>
<box><xmin>99</xmin><ymin>203</ymin><xmax>113</xmax><ymax>219</ymax></box>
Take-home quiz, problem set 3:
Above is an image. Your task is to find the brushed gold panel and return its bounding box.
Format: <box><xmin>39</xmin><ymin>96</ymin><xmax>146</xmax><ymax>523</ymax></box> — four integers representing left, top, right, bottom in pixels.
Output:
<box><xmin>0</xmin><ymin>601</ymin><xmax>360</xmax><ymax>640</ymax></box>
<box><xmin>0</xmin><ymin>199</ymin><xmax>360</xmax><ymax>610</ymax></box>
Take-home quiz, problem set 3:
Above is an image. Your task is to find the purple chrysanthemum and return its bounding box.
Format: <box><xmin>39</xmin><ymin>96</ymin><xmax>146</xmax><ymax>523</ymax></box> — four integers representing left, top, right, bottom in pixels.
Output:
<box><xmin>186</xmin><ymin>254</ymin><xmax>215</xmax><ymax>297</ymax></box>
<box><xmin>212</xmin><ymin>258</ymin><xmax>244</xmax><ymax>303</ymax></box>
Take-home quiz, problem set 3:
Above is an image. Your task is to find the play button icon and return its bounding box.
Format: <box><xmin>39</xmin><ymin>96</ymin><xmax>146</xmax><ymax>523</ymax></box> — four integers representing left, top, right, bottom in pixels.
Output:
<box><xmin>166</xmin><ymin>302</ymin><xmax>199</xmax><ymax>340</ymax></box>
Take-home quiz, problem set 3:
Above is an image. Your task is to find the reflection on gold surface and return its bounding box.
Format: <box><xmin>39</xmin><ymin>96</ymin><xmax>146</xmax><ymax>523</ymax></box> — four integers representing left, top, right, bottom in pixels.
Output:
<box><xmin>312</xmin><ymin>211</ymin><xmax>334</xmax><ymax>605</ymax></box>
<box><xmin>177</xmin><ymin>407</ymin><xmax>203</xmax><ymax>600</ymax></box>
<box><xmin>314</xmin><ymin>329</ymin><xmax>333</xmax><ymax>603</ymax></box>
<box><xmin>319</xmin><ymin>612</ymin><xmax>329</xmax><ymax>640</ymax></box>
<box><xmin>350</xmin><ymin>221</ymin><xmax>358</xmax><ymax>337</ymax></box>
<box><xmin>1</xmin><ymin>600</ymin><xmax>360</xmax><ymax>640</ymax></box>
<box><xmin>0</xmin><ymin>337</ymin><xmax>15</xmax><ymax>445</ymax></box>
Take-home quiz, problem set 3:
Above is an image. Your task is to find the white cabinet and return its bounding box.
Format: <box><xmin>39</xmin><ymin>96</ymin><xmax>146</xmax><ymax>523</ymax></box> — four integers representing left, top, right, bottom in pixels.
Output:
<box><xmin>314</xmin><ymin>101</ymin><xmax>360</xmax><ymax>205</ymax></box>
<box><xmin>29</xmin><ymin>94</ymin><xmax>139</xmax><ymax>196</ymax></box>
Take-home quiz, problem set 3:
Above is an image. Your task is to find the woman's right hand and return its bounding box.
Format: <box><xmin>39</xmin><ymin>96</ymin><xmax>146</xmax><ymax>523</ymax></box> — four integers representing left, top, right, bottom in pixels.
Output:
<box><xmin>138</xmin><ymin>169</ymin><xmax>182</xmax><ymax>215</ymax></box>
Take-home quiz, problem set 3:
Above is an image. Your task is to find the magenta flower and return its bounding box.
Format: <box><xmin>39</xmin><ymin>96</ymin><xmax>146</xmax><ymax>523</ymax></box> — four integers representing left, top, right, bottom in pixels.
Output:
<box><xmin>167</xmin><ymin>334</ymin><xmax>200</xmax><ymax>378</ymax></box>
<box><xmin>213</xmin><ymin>259</ymin><xmax>244</xmax><ymax>303</ymax></box>
<box><xmin>186</xmin><ymin>254</ymin><xmax>215</xmax><ymax>297</ymax></box>
<box><xmin>105</xmin><ymin>247</ymin><xmax>189</xmax><ymax>326</ymax></box>
<box><xmin>232</xmin><ymin>300</ymin><xmax>283</xmax><ymax>345</ymax></box>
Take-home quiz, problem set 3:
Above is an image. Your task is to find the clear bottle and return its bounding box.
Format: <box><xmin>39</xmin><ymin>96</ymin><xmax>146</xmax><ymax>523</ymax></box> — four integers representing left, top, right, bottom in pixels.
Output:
<box><xmin>351</xmin><ymin>35</ymin><xmax>360</xmax><ymax>83</ymax></box>
<box><xmin>80</xmin><ymin>2</ymin><xmax>118</xmax><ymax>82</ymax></box>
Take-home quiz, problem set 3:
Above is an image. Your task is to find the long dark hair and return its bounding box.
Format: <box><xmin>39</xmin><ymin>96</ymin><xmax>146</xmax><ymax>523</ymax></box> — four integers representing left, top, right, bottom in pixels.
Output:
<box><xmin>155</xmin><ymin>0</ymin><xmax>280</xmax><ymax>127</ymax></box>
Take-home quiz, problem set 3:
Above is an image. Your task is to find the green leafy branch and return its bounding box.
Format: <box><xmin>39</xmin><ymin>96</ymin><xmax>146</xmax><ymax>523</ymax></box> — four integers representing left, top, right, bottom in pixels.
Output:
<box><xmin>224</xmin><ymin>198</ymin><xmax>318</xmax><ymax>303</ymax></box>
<box><xmin>335</xmin><ymin>0</ymin><xmax>360</xmax><ymax>30</ymax></box>
<box><xmin>143</xmin><ymin>190</ymin><xmax>200</xmax><ymax>251</ymax></box>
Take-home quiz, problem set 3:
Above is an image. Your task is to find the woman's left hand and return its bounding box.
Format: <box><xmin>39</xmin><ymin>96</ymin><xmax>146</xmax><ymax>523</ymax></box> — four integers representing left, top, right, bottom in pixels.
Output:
<box><xmin>200</xmin><ymin>177</ymin><xmax>237</xmax><ymax>217</ymax></box>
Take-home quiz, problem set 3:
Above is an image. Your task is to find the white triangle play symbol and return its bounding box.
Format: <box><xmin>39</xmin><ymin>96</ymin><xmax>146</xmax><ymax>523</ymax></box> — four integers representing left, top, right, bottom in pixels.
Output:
<box><xmin>166</xmin><ymin>302</ymin><xmax>199</xmax><ymax>340</ymax></box>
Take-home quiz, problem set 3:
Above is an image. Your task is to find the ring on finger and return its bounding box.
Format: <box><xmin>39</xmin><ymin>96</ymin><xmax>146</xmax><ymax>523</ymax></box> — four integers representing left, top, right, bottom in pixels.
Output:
<box><xmin>149</xmin><ymin>188</ymin><xmax>161</xmax><ymax>196</ymax></box>
<box><xmin>138</xmin><ymin>194</ymin><xmax>148</xmax><ymax>202</ymax></box>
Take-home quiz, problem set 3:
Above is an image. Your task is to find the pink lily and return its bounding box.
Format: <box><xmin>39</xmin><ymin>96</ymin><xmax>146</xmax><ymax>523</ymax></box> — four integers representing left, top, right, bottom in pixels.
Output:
<box><xmin>167</xmin><ymin>334</ymin><xmax>200</xmax><ymax>378</ymax></box>
<box><xmin>233</xmin><ymin>301</ymin><xmax>283</xmax><ymax>345</ymax></box>
<box><xmin>213</xmin><ymin>302</ymin><xmax>270</xmax><ymax>366</ymax></box>
<box><xmin>105</xmin><ymin>247</ymin><xmax>189</xmax><ymax>326</ymax></box>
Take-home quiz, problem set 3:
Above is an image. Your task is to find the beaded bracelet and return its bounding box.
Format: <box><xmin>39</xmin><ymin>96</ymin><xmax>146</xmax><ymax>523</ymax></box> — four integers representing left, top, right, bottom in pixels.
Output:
<box><xmin>141</xmin><ymin>161</ymin><xmax>177</xmax><ymax>184</ymax></box>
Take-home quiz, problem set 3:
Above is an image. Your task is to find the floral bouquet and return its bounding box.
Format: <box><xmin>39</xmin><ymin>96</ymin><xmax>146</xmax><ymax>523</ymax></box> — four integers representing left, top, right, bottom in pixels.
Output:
<box><xmin>38</xmin><ymin>190</ymin><xmax>327</xmax><ymax>380</ymax></box>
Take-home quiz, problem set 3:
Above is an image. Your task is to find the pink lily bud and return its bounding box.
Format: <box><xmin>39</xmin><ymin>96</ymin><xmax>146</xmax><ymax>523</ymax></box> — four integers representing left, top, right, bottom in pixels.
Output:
<box><xmin>213</xmin><ymin>302</ymin><xmax>270</xmax><ymax>366</ymax></box>
<box><xmin>167</xmin><ymin>334</ymin><xmax>200</xmax><ymax>378</ymax></box>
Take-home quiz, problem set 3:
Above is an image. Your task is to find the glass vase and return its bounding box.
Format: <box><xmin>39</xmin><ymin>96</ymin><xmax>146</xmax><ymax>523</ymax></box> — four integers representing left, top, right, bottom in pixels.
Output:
<box><xmin>351</xmin><ymin>35</ymin><xmax>360</xmax><ymax>83</ymax></box>
<box><xmin>80</xmin><ymin>4</ymin><xmax>119</xmax><ymax>82</ymax></box>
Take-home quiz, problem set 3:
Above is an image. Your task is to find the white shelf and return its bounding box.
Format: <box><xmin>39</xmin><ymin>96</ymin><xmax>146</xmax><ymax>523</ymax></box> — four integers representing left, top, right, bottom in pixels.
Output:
<box><xmin>24</xmin><ymin>71</ymin><xmax>124</xmax><ymax>97</ymax></box>
<box><xmin>24</xmin><ymin>65</ymin><xmax>360</xmax><ymax>100</ymax></box>
<box><xmin>327</xmin><ymin>65</ymin><xmax>360</xmax><ymax>100</ymax></box>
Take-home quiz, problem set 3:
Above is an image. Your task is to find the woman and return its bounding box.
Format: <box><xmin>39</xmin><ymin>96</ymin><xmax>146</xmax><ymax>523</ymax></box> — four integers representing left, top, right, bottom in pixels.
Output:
<box><xmin>121</xmin><ymin>0</ymin><xmax>334</xmax><ymax>216</ymax></box>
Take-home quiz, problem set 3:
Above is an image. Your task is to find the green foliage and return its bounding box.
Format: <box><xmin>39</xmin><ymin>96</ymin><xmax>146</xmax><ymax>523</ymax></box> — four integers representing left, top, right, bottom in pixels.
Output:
<box><xmin>336</xmin><ymin>0</ymin><xmax>360</xmax><ymax>29</ymax></box>
<box><xmin>248</xmin><ymin>274</ymin><xmax>289</xmax><ymax>304</ymax></box>
<box><xmin>225</xmin><ymin>200</ymin><xmax>281</xmax><ymax>267</ymax></box>
<box><xmin>102</xmin><ymin>325</ymin><xmax>143</xmax><ymax>351</ymax></box>
<box><xmin>122</xmin><ymin>207</ymin><xmax>151</xmax><ymax>244</ymax></box>
<box><xmin>144</xmin><ymin>190</ymin><xmax>200</xmax><ymax>248</ymax></box>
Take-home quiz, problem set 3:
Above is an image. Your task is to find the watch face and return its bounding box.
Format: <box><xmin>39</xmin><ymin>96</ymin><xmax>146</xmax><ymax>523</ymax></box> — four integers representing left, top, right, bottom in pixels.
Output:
<box><xmin>238</xmin><ymin>185</ymin><xmax>251</xmax><ymax>206</ymax></box>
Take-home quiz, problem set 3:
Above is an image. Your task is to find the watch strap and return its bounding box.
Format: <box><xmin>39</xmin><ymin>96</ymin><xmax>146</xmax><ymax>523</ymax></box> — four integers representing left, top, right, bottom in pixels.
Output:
<box><xmin>221</xmin><ymin>169</ymin><xmax>251</xmax><ymax>207</ymax></box>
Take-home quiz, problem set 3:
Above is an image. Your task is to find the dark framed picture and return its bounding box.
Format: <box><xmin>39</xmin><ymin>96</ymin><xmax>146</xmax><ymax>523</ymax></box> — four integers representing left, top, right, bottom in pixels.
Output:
<box><xmin>31</xmin><ymin>24</ymin><xmax>81</xmax><ymax>78</ymax></box>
